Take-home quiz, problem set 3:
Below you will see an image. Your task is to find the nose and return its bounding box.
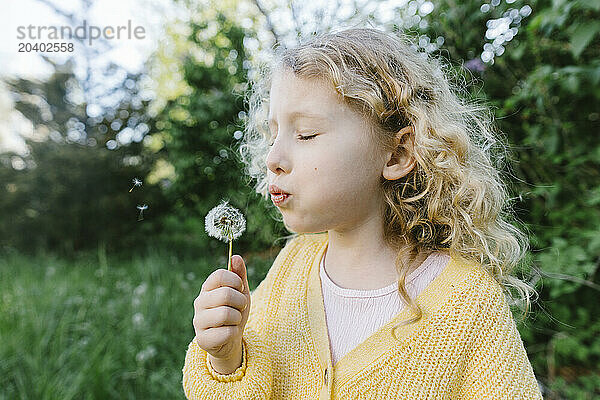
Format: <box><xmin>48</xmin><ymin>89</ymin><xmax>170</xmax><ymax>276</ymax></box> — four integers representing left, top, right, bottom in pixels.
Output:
<box><xmin>266</xmin><ymin>136</ymin><xmax>290</xmax><ymax>175</ymax></box>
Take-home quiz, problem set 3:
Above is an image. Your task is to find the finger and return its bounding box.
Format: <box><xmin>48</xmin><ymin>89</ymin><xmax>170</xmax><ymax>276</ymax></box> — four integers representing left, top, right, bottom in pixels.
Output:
<box><xmin>201</xmin><ymin>268</ymin><xmax>244</xmax><ymax>293</ymax></box>
<box><xmin>197</xmin><ymin>325</ymin><xmax>239</xmax><ymax>349</ymax></box>
<box><xmin>230</xmin><ymin>255</ymin><xmax>249</xmax><ymax>294</ymax></box>
<box><xmin>202</xmin><ymin>286</ymin><xmax>247</xmax><ymax>313</ymax></box>
<box><xmin>197</xmin><ymin>306</ymin><xmax>243</xmax><ymax>330</ymax></box>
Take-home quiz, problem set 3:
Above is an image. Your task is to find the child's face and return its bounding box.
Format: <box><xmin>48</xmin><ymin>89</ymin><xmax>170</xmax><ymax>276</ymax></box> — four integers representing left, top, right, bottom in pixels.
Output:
<box><xmin>266</xmin><ymin>68</ymin><xmax>390</xmax><ymax>234</ymax></box>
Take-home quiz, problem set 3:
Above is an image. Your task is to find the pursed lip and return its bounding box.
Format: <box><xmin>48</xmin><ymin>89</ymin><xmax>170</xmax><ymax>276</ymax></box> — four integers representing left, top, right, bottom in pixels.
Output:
<box><xmin>269</xmin><ymin>184</ymin><xmax>290</xmax><ymax>195</ymax></box>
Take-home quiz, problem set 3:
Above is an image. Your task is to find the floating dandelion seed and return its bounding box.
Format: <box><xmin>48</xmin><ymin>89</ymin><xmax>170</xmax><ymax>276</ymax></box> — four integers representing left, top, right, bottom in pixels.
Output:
<box><xmin>129</xmin><ymin>178</ymin><xmax>143</xmax><ymax>192</ymax></box>
<box><xmin>137</xmin><ymin>204</ymin><xmax>148</xmax><ymax>221</ymax></box>
<box><xmin>205</xmin><ymin>200</ymin><xmax>246</xmax><ymax>272</ymax></box>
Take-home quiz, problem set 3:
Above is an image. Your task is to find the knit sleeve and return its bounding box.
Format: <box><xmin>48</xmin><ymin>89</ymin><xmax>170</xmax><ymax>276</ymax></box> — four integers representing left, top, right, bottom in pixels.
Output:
<box><xmin>181</xmin><ymin>235</ymin><xmax>303</xmax><ymax>399</ymax></box>
<box><xmin>455</xmin><ymin>278</ymin><xmax>544</xmax><ymax>399</ymax></box>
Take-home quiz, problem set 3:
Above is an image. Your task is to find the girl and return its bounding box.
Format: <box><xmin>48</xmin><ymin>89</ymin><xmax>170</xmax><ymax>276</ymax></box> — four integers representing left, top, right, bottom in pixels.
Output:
<box><xmin>182</xmin><ymin>28</ymin><xmax>544</xmax><ymax>399</ymax></box>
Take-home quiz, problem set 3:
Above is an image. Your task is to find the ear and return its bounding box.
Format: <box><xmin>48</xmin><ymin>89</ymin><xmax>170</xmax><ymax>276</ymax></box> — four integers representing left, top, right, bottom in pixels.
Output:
<box><xmin>382</xmin><ymin>125</ymin><xmax>416</xmax><ymax>181</ymax></box>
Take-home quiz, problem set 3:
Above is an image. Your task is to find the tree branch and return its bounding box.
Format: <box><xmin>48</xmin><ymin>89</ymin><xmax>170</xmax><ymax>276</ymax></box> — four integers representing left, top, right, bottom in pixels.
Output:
<box><xmin>250</xmin><ymin>0</ymin><xmax>282</xmax><ymax>46</ymax></box>
<box><xmin>288</xmin><ymin>0</ymin><xmax>302</xmax><ymax>40</ymax></box>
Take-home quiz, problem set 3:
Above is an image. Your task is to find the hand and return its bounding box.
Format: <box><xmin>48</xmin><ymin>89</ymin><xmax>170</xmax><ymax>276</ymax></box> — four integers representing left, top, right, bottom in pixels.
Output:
<box><xmin>193</xmin><ymin>255</ymin><xmax>250</xmax><ymax>366</ymax></box>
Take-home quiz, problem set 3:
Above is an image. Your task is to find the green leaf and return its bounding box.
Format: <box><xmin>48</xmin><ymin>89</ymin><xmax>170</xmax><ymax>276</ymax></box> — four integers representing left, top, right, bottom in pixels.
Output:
<box><xmin>570</xmin><ymin>22</ymin><xmax>600</xmax><ymax>58</ymax></box>
<box><xmin>576</xmin><ymin>0</ymin><xmax>600</xmax><ymax>11</ymax></box>
<box><xmin>509</xmin><ymin>42</ymin><xmax>526</xmax><ymax>60</ymax></box>
<box><xmin>589</xmin><ymin>65</ymin><xmax>600</xmax><ymax>85</ymax></box>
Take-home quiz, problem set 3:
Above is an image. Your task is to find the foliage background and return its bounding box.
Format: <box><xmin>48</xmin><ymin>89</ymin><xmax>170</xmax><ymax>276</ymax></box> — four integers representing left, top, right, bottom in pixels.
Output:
<box><xmin>0</xmin><ymin>0</ymin><xmax>598</xmax><ymax>398</ymax></box>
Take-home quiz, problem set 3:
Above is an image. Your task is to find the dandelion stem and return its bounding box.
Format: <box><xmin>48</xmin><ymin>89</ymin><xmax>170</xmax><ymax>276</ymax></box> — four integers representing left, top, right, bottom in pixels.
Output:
<box><xmin>227</xmin><ymin>234</ymin><xmax>233</xmax><ymax>271</ymax></box>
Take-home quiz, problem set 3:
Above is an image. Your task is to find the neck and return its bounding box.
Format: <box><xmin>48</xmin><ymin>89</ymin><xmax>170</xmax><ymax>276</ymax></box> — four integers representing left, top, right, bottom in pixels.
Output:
<box><xmin>323</xmin><ymin>217</ymin><xmax>423</xmax><ymax>290</ymax></box>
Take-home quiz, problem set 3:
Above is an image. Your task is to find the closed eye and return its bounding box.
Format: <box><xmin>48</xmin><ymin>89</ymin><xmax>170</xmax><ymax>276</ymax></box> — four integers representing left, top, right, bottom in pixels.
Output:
<box><xmin>298</xmin><ymin>134</ymin><xmax>317</xmax><ymax>141</ymax></box>
<box><xmin>268</xmin><ymin>133</ymin><xmax>318</xmax><ymax>146</ymax></box>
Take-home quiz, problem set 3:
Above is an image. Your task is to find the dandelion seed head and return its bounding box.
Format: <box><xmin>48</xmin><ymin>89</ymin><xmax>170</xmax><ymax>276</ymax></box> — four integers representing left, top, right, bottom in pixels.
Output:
<box><xmin>136</xmin><ymin>345</ymin><xmax>157</xmax><ymax>363</ymax></box>
<box><xmin>134</xmin><ymin>282</ymin><xmax>148</xmax><ymax>296</ymax></box>
<box><xmin>205</xmin><ymin>200</ymin><xmax>246</xmax><ymax>242</ymax></box>
<box><xmin>132</xmin><ymin>312</ymin><xmax>144</xmax><ymax>326</ymax></box>
<box><xmin>132</xmin><ymin>178</ymin><xmax>142</xmax><ymax>186</ymax></box>
<box><xmin>137</xmin><ymin>204</ymin><xmax>148</xmax><ymax>211</ymax></box>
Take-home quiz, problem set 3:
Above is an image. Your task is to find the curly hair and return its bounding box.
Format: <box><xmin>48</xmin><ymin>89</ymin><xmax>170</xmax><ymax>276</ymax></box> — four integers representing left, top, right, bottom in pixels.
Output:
<box><xmin>238</xmin><ymin>27</ymin><xmax>538</xmax><ymax>339</ymax></box>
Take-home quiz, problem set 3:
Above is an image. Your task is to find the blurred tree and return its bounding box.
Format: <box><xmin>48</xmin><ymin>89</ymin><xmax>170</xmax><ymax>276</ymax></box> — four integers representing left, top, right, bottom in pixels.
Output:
<box><xmin>0</xmin><ymin>58</ymin><xmax>170</xmax><ymax>256</ymax></box>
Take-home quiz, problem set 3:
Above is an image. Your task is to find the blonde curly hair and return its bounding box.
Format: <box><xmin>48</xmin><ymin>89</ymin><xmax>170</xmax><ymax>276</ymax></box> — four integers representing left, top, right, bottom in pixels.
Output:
<box><xmin>238</xmin><ymin>27</ymin><xmax>538</xmax><ymax>338</ymax></box>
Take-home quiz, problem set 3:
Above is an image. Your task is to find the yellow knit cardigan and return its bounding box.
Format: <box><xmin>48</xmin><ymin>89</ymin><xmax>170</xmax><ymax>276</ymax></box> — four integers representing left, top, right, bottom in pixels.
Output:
<box><xmin>182</xmin><ymin>232</ymin><xmax>544</xmax><ymax>399</ymax></box>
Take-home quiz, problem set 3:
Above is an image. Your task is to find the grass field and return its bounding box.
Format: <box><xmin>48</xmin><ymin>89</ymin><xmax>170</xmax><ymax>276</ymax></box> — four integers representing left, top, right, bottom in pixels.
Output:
<box><xmin>0</xmin><ymin>245</ymin><xmax>273</xmax><ymax>399</ymax></box>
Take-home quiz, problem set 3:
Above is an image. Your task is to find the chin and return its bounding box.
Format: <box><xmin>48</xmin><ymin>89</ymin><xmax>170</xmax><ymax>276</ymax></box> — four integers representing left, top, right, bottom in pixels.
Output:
<box><xmin>282</xmin><ymin>218</ymin><xmax>328</xmax><ymax>235</ymax></box>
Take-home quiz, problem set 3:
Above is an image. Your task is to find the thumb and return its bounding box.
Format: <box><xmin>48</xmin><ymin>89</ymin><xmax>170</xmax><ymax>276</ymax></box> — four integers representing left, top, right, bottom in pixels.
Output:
<box><xmin>231</xmin><ymin>255</ymin><xmax>248</xmax><ymax>293</ymax></box>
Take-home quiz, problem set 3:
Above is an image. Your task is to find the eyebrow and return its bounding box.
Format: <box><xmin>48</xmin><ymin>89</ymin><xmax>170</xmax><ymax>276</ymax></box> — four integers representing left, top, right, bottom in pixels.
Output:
<box><xmin>268</xmin><ymin>111</ymin><xmax>329</xmax><ymax>126</ymax></box>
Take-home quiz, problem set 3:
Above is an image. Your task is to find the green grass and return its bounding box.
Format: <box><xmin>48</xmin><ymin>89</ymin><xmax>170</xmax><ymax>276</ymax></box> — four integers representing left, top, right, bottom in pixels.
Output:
<box><xmin>0</xmin><ymin>246</ymin><xmax>273</xmax><ymax>399</ymax></box>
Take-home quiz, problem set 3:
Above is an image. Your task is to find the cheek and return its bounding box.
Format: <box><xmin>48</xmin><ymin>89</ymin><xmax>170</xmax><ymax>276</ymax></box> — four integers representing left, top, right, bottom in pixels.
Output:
<box><xmin>303</xmin><ymin>144</ymin><xmax>372</xmax><ymax>190</ymax></box>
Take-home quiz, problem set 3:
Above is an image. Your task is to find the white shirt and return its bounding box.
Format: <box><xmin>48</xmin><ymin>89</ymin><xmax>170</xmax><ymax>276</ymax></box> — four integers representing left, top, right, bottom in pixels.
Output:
<box><xmin>319</xmin><ymin>250</ymin><xmax>450</xmax><ymax>366</ymax></box>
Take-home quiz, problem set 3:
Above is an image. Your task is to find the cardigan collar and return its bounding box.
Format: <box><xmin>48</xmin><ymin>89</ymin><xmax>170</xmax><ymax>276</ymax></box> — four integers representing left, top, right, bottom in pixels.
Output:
<box><xmin>304</xmin><ymin>231</ymin><xmax>473</xmax><ymax>395</ymax></box>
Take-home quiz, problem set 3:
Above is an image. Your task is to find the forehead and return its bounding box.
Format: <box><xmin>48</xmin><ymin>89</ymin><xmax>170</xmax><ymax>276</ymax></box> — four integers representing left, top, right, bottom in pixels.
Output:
<box><xmin>268</xmin><ymin>69</ymin><xmax>344</xmax><ymax>123</ymax></box>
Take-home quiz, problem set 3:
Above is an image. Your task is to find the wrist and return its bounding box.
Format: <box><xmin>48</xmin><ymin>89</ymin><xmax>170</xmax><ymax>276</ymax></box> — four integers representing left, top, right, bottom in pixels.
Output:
<box><xmin>209</xmin><ymin>343</ymin><xmax>243</xmax><ymax>375</ymax></box>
